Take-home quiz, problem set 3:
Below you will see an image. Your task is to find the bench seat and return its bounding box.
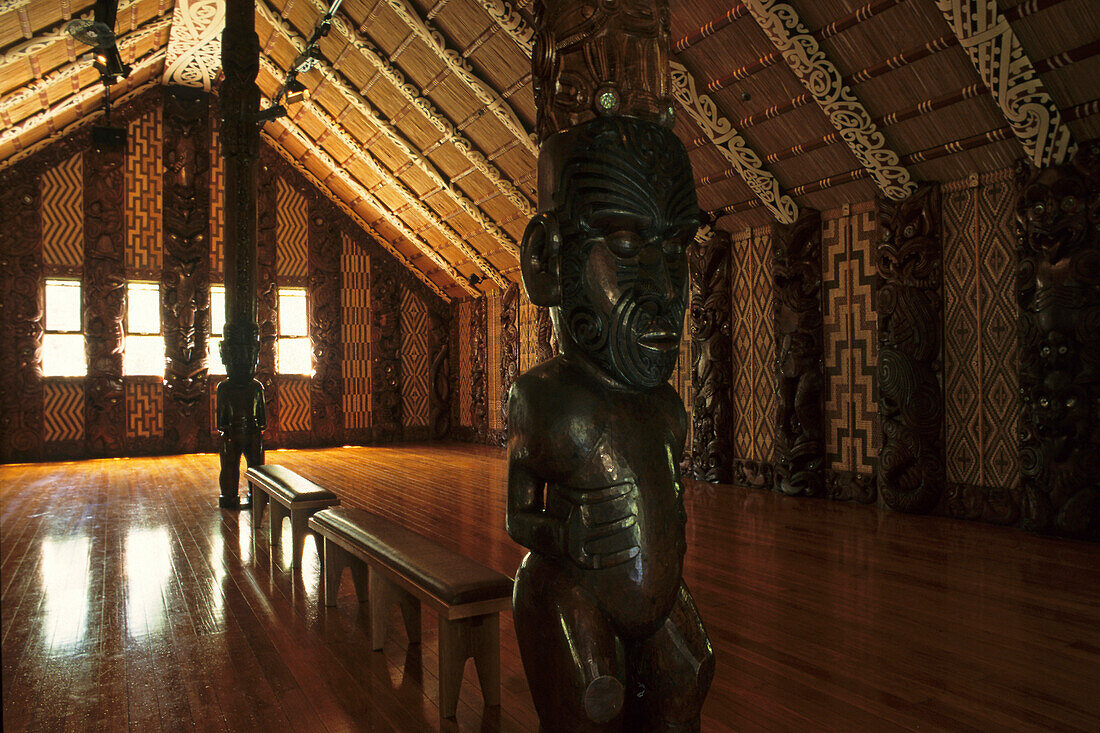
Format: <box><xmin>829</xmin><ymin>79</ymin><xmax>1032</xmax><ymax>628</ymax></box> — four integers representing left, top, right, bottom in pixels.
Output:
<box><xmin>309</xmin><ymin>506</ymin><xmax>513</xmax><ymax>717</ymax></box>
<box><xmin>246</xmin><ymin>465</ymin><xmax>340</xmax><ymax>569</ymax></box>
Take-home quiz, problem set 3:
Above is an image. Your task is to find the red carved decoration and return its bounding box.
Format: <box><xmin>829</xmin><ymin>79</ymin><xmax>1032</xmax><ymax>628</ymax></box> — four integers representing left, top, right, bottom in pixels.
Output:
<box><xmin>309</xmin><ymin>199</ymin><xmax>343</xmax><ymax>444</ymax></box>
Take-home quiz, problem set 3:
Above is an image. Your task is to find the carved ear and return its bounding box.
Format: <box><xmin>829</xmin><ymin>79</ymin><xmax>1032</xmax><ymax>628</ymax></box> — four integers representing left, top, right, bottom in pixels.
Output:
<box><xmin>521</xmin><ymin>213</ymin><xmax>562</xmax><ymax>306</ymax></box>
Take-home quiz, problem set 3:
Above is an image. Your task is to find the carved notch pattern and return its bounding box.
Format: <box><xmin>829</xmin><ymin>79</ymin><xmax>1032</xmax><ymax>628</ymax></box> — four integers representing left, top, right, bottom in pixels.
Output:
<box><xmin>309</xmin><ymin>199</ymin><xmax>343</xmax><ymax>445</ymax></box>
<box><xmin>876</xmin><ymin>183</ymin><xmax>945</xmax><ymax>514</ymax></box>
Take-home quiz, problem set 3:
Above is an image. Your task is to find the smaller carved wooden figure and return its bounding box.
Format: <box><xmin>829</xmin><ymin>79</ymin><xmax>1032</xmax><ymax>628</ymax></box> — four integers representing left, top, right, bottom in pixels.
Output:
<box><xmin>217</xmin><ymin>325</ymin><xmax>265</xmax><ymax>507</ymax></box>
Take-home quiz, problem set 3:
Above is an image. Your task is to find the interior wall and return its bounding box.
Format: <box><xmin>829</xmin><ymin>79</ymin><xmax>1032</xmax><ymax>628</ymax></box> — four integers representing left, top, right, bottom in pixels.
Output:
<box><xmin>0</xmin><ymin>87</ymin><xmax>447</xmax><ymax>463</ymax></box>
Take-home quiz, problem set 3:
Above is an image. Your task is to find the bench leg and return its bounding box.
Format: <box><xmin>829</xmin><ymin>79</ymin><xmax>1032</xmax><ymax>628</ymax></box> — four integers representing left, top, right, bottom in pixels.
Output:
<box><xmin>290</xmin><ymin>509</ymin><xmax>308</xmax><ymax>569</ymax></box>
<box><xmin>438</xmin><ymin>613</ymin><xmax>500</xmax><ymax>718</ymax></box>
<box><xmin>269</xmin><ymin>502</ymin><xmax>285</xmax><ymax>560</ymax></box>
<box><xmin>323</xmin><ymin>539</ymin><xmax>347</xmax><ymax>607</ymax></box>
<box><xmin>251</xmin><ymin>488</ymin><xmax>268</xmax><ymax>556</ymax></box>
<box><xmin>369</xmin><ymin>572</ymin><xmax>421</xmax><ymax>652</ymax></box>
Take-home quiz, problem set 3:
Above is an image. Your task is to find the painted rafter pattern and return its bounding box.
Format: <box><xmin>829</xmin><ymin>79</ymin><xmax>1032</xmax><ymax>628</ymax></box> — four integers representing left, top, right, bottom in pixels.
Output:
<box><xmin>258</xmin><ymin>57</ymin><xmax>510</xmax><ymax>290</ymax></box>
<box><xmin>934</xmin><ymin>0</ymin><xmax>1075</xmax><ymax>166</ymax></box>
<box><xmin>306</xmin><ymin>0</ymin><xmax>538</xmax><ymax>157</ymax></box>
<box><xmin>475</xmin><ymin>0</ymin><xmax>797</xmax><ymax>224</ymax></box>
<box><xmin>264</xmin><ymin>110</ymin><xmax>478</xmax><ymax>298</ymax></box>
<box><xmin>255</xmin><ymin>2</ymin><xmax>521</xmax><ymax>260</ymax></box>
<box><xmin>162</xmin><ymin>0</ymin><xmax>224</xmax><ymax>90</ymax></box>
<box><xmin>745</xmin><ymin>0</ymin><xmax>916</xmax><ymax>201</ymax></box>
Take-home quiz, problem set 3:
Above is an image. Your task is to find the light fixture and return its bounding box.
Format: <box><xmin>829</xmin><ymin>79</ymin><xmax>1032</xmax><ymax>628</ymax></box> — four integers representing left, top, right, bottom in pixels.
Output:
<box><xmin>285</xmin><ymin>79</ymin><xmax>308</xmax><ymax>105</ymax></box>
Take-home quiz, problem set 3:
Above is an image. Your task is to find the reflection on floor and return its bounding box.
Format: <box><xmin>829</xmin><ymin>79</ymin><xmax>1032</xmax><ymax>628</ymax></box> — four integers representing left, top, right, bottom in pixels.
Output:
<box><xmin>2</xmin><ymin>443</ymin><xmax>1099</xmax><ymax>731</ymax></box>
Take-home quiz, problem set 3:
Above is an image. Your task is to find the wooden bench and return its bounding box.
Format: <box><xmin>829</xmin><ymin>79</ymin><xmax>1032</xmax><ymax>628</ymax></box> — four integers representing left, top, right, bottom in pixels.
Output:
<box><xmin>246</xmin><ymin>465</ymin><xmax>340</xmax><ymax>569</ymax></box>
<box><xmin>308</xmin><ymin>507</ymin><xmax>514</xmax><ymax>718</ymax></box>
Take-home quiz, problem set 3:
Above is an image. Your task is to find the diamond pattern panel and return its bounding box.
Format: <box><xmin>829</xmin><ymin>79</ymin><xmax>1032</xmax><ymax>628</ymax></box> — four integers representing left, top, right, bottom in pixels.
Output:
<box><xmin>125</xmin><ymin>107</ymin><xmax>163</xmax><ymax>275</ymax></box>
<box><xmin>43</xmin><ymin>381</ymin><xmax>84</xmax><ymax>442</ymax></box>
<box><xmin>280</xmin><ymin>377</ymin><xmax>311</xmax><ymax>433</ymax></box>
<box><xmin>341</xmin><ymin>234</ymin><xmax>370</xmax><ymax>430</ymax></box>
<box><xmin>40</xmin><ymin>152</ymin><xmax>83</xmax><ymax>268</ymax></box>
<box><xmin>125</xmin><ymin>381</ymin><xmax>163</xmax><ymax>439</ymax></box>
<box><xmin>275</xmin><ymin>177</ymin><xmax>308</xmax><ymax>281</ymax></box>
<box><xmin>518</xmin><ymin>297</ymin><xmax>537</xmax><ymax>375</ymax></box>
<box><xmin>401</xmin><ymin>289</ymin><xmax>430</xmax><ymax>428</ymax></box>
<box><xmin>730</xmin><ymin>226</ymin><xmax>776</xmax><ymax>464</ymax></box>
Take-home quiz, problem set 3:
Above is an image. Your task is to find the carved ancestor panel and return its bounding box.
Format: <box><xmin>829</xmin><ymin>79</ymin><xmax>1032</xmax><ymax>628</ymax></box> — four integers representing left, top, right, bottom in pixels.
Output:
<box><xmin>487</xmin><ymin>289</ymin><xmax>504</xmax><ymax>435</ymax></box>
<box><xmin>500</xmin><ymin>283</ymin><xmax>520</xmax><ymax>442</ymax></box>
<box><xmin>44</xmin><ymin>381</ymin><xmax>85</xmax><ymax>444</ymax></box>
<box><xmin>822</xmin><ymin>204</ymin><xmax>879</xmax><ymax>504</ymax></box>
<box><xmin>256</xmin><ymin>147</ymin><xmax>279</xmax><ymax>442</ymax></box>
<box><xmin>126</xmin><ymin>105</ymin><xmax>163</xmax><ymax>277</ymax></box>
<box><xmin>162</xmin><ymin>89</ymin><xmax>211</xmax><ymax>454</ymax></box>
<box><xmin>308</xmin><ymin>199</ymin><xmax>343</xmax><ymax>445</ymax></box>
<box><xmin>83</xmin><ymin>144</ymin><xmax>127</xmax><ymax>457</ymax></box>
<box><xmin>429</xmin><ymin>307</ymin><xmax>451</xmax><ymax>440</ymax></box>
<box><xmin>689</xmin><ymin>230</ymin><xmax>733</xmax><ymax>484</ymax></box>
<box><xmin>458</xmin><ymin>299</ymin><xmax>473</xmax><ymax>428</ymax></box>
<box><xmin>876</xmin><ymin>183</ymin><xmax>945</xmax><ymax>514</ymax></box>
<box><xmin>471</xmin><ymin>296</ymin><xmax>489</xmax><ymax>442</ymax></box>
<box><xmin>400</xmin><ymin>288</ymin><xmax>430</xmax><ymax>431</ymax></box>
<box><xmin>41</xmin><ymin>152</ymin><xmax>84</xmax><ymax>270</ymax></box>
<box><xmin>1017</xmin><ymin>143</ymin><xmax>1100</xmax><ymax>538</ymax></box>
<box><xmin>730</xmin><ymin>226</ymin><xmax>776</xmax><ymax>481</ymax></box>
<box><xmin>341</xmin><ymin>233</ymin><xmax>370</xmax><ymax>437</ymax></box>
<box><xmin>772</xmin><ymin>211</ymin><xmax>824</xmax><ymax>497</ymax></box>
<box><xmin>0</xmin><ymin>172</ymin><xmax>44</xmax><ymax>461</ymax></box>
<box><xmin>942</xmin><ymin>170</ymin><xmax>1021</xmax><ymax>523</ymax></box>
<box><xmin>370</xmin><ymin>256</ymin><xmax>402</xmax><ymax>442</ymax></box>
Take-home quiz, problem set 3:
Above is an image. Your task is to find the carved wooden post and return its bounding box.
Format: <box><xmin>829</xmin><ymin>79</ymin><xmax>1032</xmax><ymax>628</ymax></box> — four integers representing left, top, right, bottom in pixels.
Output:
<box><xmin>256</xmin><ymin>147</ymin><xmax>279</xmax><ymax>443</ymax></box>
<box><xmin>688</xmin><ymin>229</ymin><xmax>733</xmax><ymax>484</ymax></box>
<box><xmin>876</xmin><ymin>183</ymin><xmax>945</xmax><ymax>514</ymax></box>
<box><xmin>772</xmin><ymin>210</ymin><xmax>824</xmax><ymax>496</ymax></box>
<box><xmin>162</xmin><ymin>88</ymin><xmax>212</xmax><ymax>454</ymax></box>
<box><xmin>371</xmin><ymin>257</ymin><xmax>402</xmax><ymax>442</ymax></box>
<box><xmin>501</xmin><ymin>283</ymin><xmax>520</xmax><ymax>443</ymax></box>
<box><xmin>84</xmin><ymin>141</ymin><xmax>127</xmax><ymax>457</ymax></box>
<box><xmin>1016</xmin><ymin>141</ymin><xmax>1100</xmax><ymax>538</ymax></box>
<box><xmin>308</xmin><ymin>199</ymin><xmax>343</xmax><ymax>445</ymax></box>
<box><xmin>471</xmin><ymin>296</ymin><xmax>489</xmax><ymax>442</ymax></box>
<box><xmin>216</xmin><ymin>0</ymin><xmax>264</xmax><ymax>508</ymax></box>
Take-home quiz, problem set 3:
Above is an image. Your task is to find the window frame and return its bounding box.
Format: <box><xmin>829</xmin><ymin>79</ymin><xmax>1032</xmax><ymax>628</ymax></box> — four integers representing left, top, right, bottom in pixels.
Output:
<box><xmin>276</xmin><ymin>286</ymin><xmax>311</xmax><ymax>376</ymax></box>
<box><xmin>209</xmin><ymin>283</ymin><xmax>226</xmax><ymax>376</ymax></box>
<box><xmin>122</xmin><ymin>280</ymin><xmax>165</xmax><ymax>378</ymax></box>
<box><xmin>41</xmin><ymin>278</ymin><xmax>86</xmax><ymax>378</ymax></box>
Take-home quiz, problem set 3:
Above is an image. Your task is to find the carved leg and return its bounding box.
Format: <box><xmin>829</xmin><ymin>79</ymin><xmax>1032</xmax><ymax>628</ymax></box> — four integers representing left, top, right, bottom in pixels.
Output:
<box><xmin>438</xmin><ymin>614</ymin><xmax>500</xmax><ymax>718</ymax></box>
<box><xmin>323</xmin><ymin>539</ymin><xmax>347</xmax><ymax>607</ymax></box>
<box><xmin>251</xmin><ymin>487</ymin><xmax>268</xmax><ymax>554</ymax></box>
<box><xmin>369</xmin><ymin>572</ymin><xmax>421</xmax><ymax>652</ymax></box>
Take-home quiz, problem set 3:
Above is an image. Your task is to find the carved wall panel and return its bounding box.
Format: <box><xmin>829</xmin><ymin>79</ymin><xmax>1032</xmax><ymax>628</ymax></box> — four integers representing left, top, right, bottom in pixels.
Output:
<box><xmin>308</xmin><ymin>199</ymin><xmax>343</xmax><ymax>445</ymax></box>
<box><xmin>689</xmin><ymin>230</ymin><xmax>733</xmax><ymax>484</ymax></box>
<box><xmin>822</xmin><ymin>204</ymin><xmax>879</xmax><ymax>504</ymax></box>
<box><xmin>83</xmin><ymin>144</ymin><xmax>127</xmax><ymax>457</ymax></box>
<box><xmin>41</xmin><ymin>152</ymin><xmax>84</xmax><ymax>271</ymax></box>
<box><xmin>471</xmin><ymin>296</ymin><xmax>489</xmax><ymax>443</ymax></box>
<box><xmin>429</xmin><ymin>307</ymin><xmax>451</xmax><ymax>440</ymax></box>
<box><xmin>500</xmin><ymin>283</ymin><xmax>520</xmax><ymax>444</ymax></box>
<box><xmin>126</xmin><ymin>106</ymin><xmax>163</xmax><ymax>278</ymax></box>
<box><xmin>161</xmin><ymin>89</ymin><xmax>211</xmax><ymax>454</ymax></box>
<box><xmin>1017</xmin><ymin>142</ymin><xmax>1100</xmax><ymax>538</ymax></box>
<box><xmin>341</xmin><ymin>232</ymin><xmax>371</xmax><ymax>440</ymax></box>
<box><xmin>370</xmin><ymin>256</ymin><xmax>402</xmax><ymax>442</ymax></box>
<box><xmin>458</xmin><ymin>300</ymin><xmax>473</xmax><ymax>429</ymax></box>
<box><xmin>942</xmin><ymin>170</ymin><xmax>1021</xmax><ymax>524</ymax></box>
<box><xmin>400</xmin><ymin>288</ymin><xmax>430</xmax><ymax>436</ymax></box>
<box><xmin>255</xmin><ymin>147</ymin><xmax>280</xmax><ymax>443</ymax></box>
<box><xmin>0</xmin><ymin>172</ymin><xmax>44</xmax><ymax>462</ymax></box>
<box><xmin>876</xmin><ymin>183</ymin><xmax>945</xmax><ymax>514</ymax></box>
<box><xmin>772</xmin><ymin>210</ymin><xmax>825</xmax><ymax>497</ymax></box>
<box><xmin>487</xmin><ymin>289</ymin><xmax>504</xmax><ymax>438</ymax></box>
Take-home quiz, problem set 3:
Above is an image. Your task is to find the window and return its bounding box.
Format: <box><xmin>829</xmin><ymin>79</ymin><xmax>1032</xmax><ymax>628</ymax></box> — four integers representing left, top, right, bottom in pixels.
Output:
<box><xmin>42</xmin><ymin>279</ymin><xmax>85</xmax><ymax>377</ymax></box>
<box><xmin>123</xmin><ymin>281</ymin><xmax>164</xmax><ymax>376</ymax></box>
<box><xmin>277</xmin><ymin>288</ymin><xmax>311</xmax><ymax>375</ymax></box>
<box><xmin>209</xmin><ymin>284</ymin><xmax>226</xmax><ymax>375</ymax></box>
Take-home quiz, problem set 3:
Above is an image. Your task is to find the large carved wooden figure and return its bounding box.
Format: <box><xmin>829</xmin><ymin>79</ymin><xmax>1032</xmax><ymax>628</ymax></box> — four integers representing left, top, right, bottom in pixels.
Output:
<box><xmin>507</xmin><ymin>0</ymin><xmax>713</xmax><ymax>729</ymax></box>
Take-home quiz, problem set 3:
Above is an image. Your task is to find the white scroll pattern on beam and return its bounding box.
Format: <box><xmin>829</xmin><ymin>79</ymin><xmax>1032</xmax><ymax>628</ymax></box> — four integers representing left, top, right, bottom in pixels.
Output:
<box><xmin>934</xmin><ymin>0</ymin><xmax>1075</xmax><ymax>167</ymax></box>
<box><xmin>745</xmin><ymin>0</ymin><xmax>916</xmax><ymax>201</ymax></box>
<box><xmin>162</xmin><ymin>0</ymin><xmax>224</xmax><ymax>91</ymax></box>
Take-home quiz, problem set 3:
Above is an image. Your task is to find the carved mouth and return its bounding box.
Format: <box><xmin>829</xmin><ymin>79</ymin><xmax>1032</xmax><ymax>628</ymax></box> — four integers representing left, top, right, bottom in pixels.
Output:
<box><xmin>637</xmin><ymin>330</ymin><xmax>680</xmax><ymax>351</ymax></box>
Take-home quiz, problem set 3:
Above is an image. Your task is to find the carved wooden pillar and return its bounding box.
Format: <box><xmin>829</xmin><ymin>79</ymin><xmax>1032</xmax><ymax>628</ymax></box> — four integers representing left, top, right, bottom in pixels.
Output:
<box><xmin>500</xmin><ymin>283</ymin><xmax>520</xmax><ymax>443</ymax></box>
<box><xmin>688</xmin><ymin>230</ymin><xmax>733</xmax><ymax>483</ymax></box>
<box><xmin>0</xmin><ymin>172</ymin><xmax>44</xmax><ymax>462</ymax></box>
<box><xmin>162</xmin><ymin>88</ymin><xmax>212</xmax><ymax>454</ymax></box>
<box><xmin>876</xmin><ymin>183</ymin><xmax>945</xmax><ymax>514</ymax></box>
<box><xmin>772</xmin><ymin>210</ymin><xmax>824</xmax><ymax>496</ymax></box>
<box><xmin>371</xmin><ymin>257</ymin><xmax>402</xmax><ymax>442</ymax></box>
<box><xmin>1017</xmin><ymin>141</ymin><xmax>1100</xmax><ymax>538</ymax></box>
<box><xmin>429</xmin><ymin>307</ymin><xmax>451</xmax><ymax>440</ymax></box>
<box><xmin>84</xmin><ymin>143</ymin><xmax>127</xmax><ymax>457</ymax></box>
<box><xmin>471</xmin><ymin>295</ymin><xmax>489</xmax><ymax>442</ymax></box>
<box><xmin>256</xmin><ymin>147</ymin><xmax>279</xmax><ymax>443</ymax></box>
<box><xmin>308</xmin><ymin>199</ymin><xmax>343</xmax><ymax>445</ymax></box>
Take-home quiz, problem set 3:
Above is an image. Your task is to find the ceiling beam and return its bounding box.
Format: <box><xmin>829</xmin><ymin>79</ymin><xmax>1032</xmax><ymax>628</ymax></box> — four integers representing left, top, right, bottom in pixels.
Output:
<box><xmin>473</xmin><ymin>0</ymin><xmax>798</xmax><ymax>224</ymax></box>
<box><xmin>162</xmin><ymin>0</ymin><xmax>224</xmax><ymax>91</ymax></box>
<box><xmin>933</xmin><ymin>0</ymin><xmax>1075</xmax><ymax>166</ymax></box>
<box><xmin>744</xmin><ymin>0</ymin><xmax>916</xmax><ymax>201</ymax></box>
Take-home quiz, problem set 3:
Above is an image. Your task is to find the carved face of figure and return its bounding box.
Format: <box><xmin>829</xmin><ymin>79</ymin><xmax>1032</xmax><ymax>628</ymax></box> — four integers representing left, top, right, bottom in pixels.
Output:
<box><xmin>221</xmin><ymin>326</ymin><xmax>259</xmax><ymax>384</ymax></box>
<box><xmin>1019</xmin><ymin>166</ymin><xmax>1094</xmax><ymax>262</ymax></box>
<box><xmin>523</xmin><ymin>117</ymin><xmax>699</xmax><ymax>389</ymax></box>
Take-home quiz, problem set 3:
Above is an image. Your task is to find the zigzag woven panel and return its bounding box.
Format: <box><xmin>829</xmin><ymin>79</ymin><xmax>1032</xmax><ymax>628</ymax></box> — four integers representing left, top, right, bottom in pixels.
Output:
<box><xmin>275</xmin><ymin>177</ymin><xmax>309</xmax><ymax>281</ymax></box>
<box><xmin>518</xmin><ymin>297</ymin><xmax>537</xmax><ymax>375</ymax></box>
<box><xmin>822</xmin><ymin>203</ymin><xmax>880</xmax><ymax>473</ymax></box>
<box><xmin>125</xmin><ymin>106</ymin><xmax>163</xmax><ymax>275</ymax></box>
<box><xmin>730</xmin><ymin>226</ymin><xmax>776</xmax><ymax>465</ymax></box>
<box><xmin>487</xmin><ymin>289</ymin><xmax>503</xmax><ymax>432</ymax></box>
<box><xmin>279</xmin><ymin>377</ymin><xmax>311</xmax><ymax>433</ymax></box>
<box><xmin>40</xmin><ymin>152</ymin><xmax>83</xmax><ymax>268</ymax></box>
<box><xmin>400</xmin><ymin>289</ymin><xmax>431</xmax><ymax>428</ymax></box>
<box><xmin>209</xmin><ymin>110</ymin><xmax>225</xmax><ymax>279</ymax></box>
<box><xmin>43</xmin><ymin>381</ymin><xmax>84</xmax><ymax>442</ymax></box>
<box><xmin>458</xmin><ymin>300</ymin><xmax>473</xmax><ymax>427</ymax></box>
<box><xmin>943</xmin><ymin>170</ymin><xmax>1021</xmax><ymax>490</ymax></box>
<box><xmin>341</xmin><ymin>235</ymin><xmax>370</xmax><ymax>430</ymax></box>
<box><xmin>125</xmin><ymin>381</ymin><xmax>163</xmax><ymax>439</ymax></box>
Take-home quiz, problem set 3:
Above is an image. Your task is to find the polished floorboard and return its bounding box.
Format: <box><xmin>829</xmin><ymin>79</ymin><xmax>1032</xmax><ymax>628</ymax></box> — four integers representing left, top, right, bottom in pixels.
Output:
<box><xmin>2</xmin><ymin>443</ymin><xmax>1098</xmax><ymax>732</ymax></box>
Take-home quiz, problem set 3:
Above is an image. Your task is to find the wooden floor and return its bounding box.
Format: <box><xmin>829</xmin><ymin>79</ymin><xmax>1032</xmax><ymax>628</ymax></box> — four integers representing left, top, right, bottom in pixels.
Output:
<box><xmin>2</xmin><ymin>444</ymin><xmax>1098</xmax><ymax>732</ymax></box>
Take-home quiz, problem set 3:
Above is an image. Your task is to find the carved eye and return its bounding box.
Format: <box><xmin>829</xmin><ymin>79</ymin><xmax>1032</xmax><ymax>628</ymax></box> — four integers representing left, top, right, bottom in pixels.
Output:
<box><xmin>1041</xmin><ymin>346</ymin><xmax>1051</xmax><ymax>356</ymax></box>
<box><xmin>606</xmin><ymin>230</ymin><xmax>643</xmax><ymax>258</ymax></box>
<box><xmin>1031</xmin><ymin>202</ymin><xmax>1046</xmax><ymax>217</ymax></box>
<box><xmin>1059</xmin><ymin>346</ymin><xmax>1068</xmax><ymax>355</ymax></box>
<box><xmin>1066</xmin><ymin>397</ymin><xmax>1077</xmax><ymax>408</ymax></box>
<box><xmin>1061</xmin><ymin>196</ymin><xmax>1078</xmax><ymax>212</ymax></box>
<box><xmin>1039</xmin><ymin>397</ymin><xmax>1050</xmax><ymax>408</ymax></box>
<box><xmin>662</xmin><ymin>231</ymin><xmax>690</xmax><ymax>259</ymax></box>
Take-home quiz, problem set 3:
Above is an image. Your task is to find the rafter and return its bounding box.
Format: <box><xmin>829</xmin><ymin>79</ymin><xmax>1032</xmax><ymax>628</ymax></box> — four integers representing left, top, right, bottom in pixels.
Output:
<box><xmin>255</xmin><ymin>2</ymin><xmax>521</xmax><ymax>263</ymax></box>
<box><xmin>933</xmin><ymin>0</ymin><xmax>1075</xmax><ymax>166</ymax></box>
<box><xmin>305</xmin><ymin>0</ymin><xmax>537</xmax><ymax>158</ymax></box>
<box><xmin>257</xmin><ymin>58</ymin><xmax>511</xmax><ymax>290</ymax></box>
<box><xmin>744</xmin><ymin>0</ymin><xmax>916</xmax><ymax>201</ymax></box>
<box><xmin>473</xmin><ymin>0</ymin><xmax>798</xmax><ymax>224</ymax></box>
<box><xmin>264</xmin><ymin>107</ymin><xmax>482</xmax><ymax>298</ymax></box>
<box><xmin>162</xmin><ymin>0</ymin><xmax>224</xmax><ymax>91</ymax></box>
